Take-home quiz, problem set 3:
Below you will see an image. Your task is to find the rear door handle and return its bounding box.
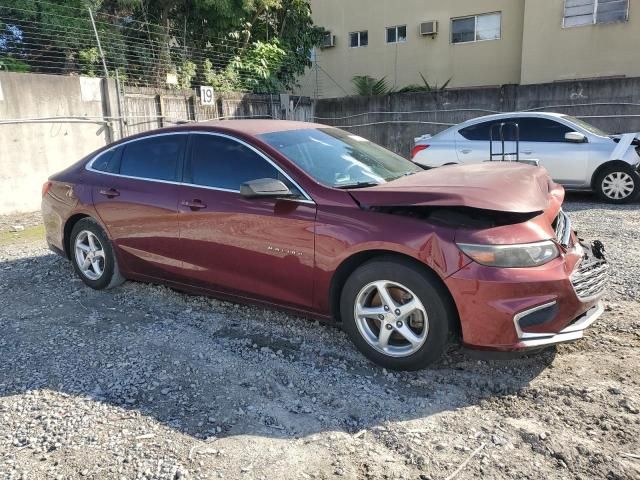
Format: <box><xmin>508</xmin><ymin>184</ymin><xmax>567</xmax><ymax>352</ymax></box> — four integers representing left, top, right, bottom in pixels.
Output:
<box><xmin>99</xmin><ymin>188</ymin><xmax>120</xmax><ymax>198</ymax></box>
<box><xmin>460</xmin><ymin>149</ymin><xmax>472</xmax><ymax>154</ymax></box>
<box><xmin>522</xmin><ymin>150</ymin><xmax>533</xmax><ymax>155</ymax></box>
<box><xmin>181</xmin><ymin>200</ymin><xmax>207</xmax><ymax>210</ymax></box>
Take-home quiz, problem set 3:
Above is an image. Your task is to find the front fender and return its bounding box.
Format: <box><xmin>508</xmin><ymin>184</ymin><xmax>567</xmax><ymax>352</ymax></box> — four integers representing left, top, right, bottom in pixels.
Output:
<box><xmin>313</xmin><ymin>205</ymin><xmax>469</xmax><ymax>314</ymax></box>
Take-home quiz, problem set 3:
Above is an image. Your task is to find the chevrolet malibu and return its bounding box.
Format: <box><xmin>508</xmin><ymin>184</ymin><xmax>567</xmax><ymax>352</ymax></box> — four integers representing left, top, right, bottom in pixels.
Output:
<box><xmin>42</xmin><ymin>120</ymin><xmax>608</xmax><ymax>370</ymax></box>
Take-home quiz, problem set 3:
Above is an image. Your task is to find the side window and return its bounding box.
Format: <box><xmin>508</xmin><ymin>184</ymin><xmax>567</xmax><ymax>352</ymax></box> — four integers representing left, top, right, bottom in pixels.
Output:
<box><xmin>517</xmin><ymin>118</ymin><xmax>573</xmax><ymax>142</ymax></box>
<box><xmin>187</xmin><ymin>135</ymin><xmax>302</xmax><ymax>195</ymax></box>
<box><xmin>119</xmin><ymin>135</ymin><xmax>185</xmax><ymax>181</ymax></box>
<box><xmin>91</xmin><ymin>146</ymin><xmax>121</xmax><ymax>173</ymax></box>
<box><xmin>458</xmin><ymin>121</ymin><xmax>492</xmax><ymax>141</ymax></box>
<box><xmin>460</xmin><ymin>118</ymin><xmax>572</xmax><ymax>143</ymax></box>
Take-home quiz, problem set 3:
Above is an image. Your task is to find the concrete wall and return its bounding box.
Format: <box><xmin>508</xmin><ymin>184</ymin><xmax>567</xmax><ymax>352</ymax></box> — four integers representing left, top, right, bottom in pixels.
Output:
<box><xmin>314</xmin><ymin>76</ymin><xmax>640</xmax><ymax>156</ymax></box>
<box><xmin>302</xmin><ymin>0</ymin><xmax>525</xmax><ymax>98</ymax></box>
<box><xmin>521</xmin><ymin>0</ymin><xmax>640</xmax><ymax>84</ymax></box>
<box><xmin>0</xmin><ymin>72</ymin><xmax>315</xmax><ymax>214</ymax></box>
<box><xmin>0</xmin><ymin>72</ymin><xmax>115</xmax><ymax>215</ymax></box>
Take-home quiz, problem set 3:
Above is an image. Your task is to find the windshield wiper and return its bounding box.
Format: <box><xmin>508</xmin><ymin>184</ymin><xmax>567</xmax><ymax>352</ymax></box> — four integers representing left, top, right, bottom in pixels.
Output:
<box><xmin>334</xmin><ymin>181</ymin><xmax>380</xmax><ymax>189</ymax></box>
<box><xmin>387</xmin><ymin>171</ymin><xmax>417</xmax><ymax>181</ymax></box>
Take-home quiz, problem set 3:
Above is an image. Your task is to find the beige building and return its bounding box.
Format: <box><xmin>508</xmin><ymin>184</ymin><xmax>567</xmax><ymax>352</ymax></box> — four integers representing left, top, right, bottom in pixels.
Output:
<box><xmin>300</xmin><ymin>0</ymin><xmax>640</xmax><ymax>98</ymax></box>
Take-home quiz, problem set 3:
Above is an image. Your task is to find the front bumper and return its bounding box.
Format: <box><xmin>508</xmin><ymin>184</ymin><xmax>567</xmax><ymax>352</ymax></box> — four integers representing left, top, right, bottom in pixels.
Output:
<box><xmin>445</xmin><ymin>238</ymin><xmax>608</xmax><ymax>351</ymax></box>
<box><xmin>514</xmin><ymin>301</ymin><xmax>603</xmax><ymax>348</ymax></box>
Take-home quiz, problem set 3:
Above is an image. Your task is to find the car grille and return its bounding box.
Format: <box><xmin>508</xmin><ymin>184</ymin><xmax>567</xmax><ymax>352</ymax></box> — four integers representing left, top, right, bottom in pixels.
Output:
<box><xmin>553</xmin><ymin>210</ymin><xmax>571</xmax><ymax>248</ymax></box>
<box><xmin>571</xmin><ymin>260</ymin><xmax>608</xmax><ymax>300</ymax></box>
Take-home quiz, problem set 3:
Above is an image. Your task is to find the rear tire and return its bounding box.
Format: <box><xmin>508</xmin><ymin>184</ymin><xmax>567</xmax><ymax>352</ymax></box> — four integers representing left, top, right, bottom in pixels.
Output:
<box><xmin>340</xmin><ymin>257</ymin><xmax>454</xmax><ymax>370</ymax></box>
<box><xmin>594</xmin><ymin>164</ymin><xmax>640</xmax><ymax>204</ymax></box>
<box><xmin>70</xmin><ymin>218</ymin><xmax>125</xmax><ymax>290</ymax></box>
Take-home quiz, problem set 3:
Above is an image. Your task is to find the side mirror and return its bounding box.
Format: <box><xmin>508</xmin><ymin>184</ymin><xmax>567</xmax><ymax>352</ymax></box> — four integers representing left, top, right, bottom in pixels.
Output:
<box><xmin>240</xmin><ymin>178</ymin><xmax>294</xmax><ymax>198</ymax></box>
<box><xmin>565</xmin><ymin>131</ymin><xmax>587</xmax><ymax>143</ymax></box>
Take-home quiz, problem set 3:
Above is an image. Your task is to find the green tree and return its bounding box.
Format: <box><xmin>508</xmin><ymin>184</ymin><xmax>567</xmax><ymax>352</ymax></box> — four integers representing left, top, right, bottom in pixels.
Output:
<box><xmin>0</xmin><ymin>56</ymin><xmax>31</xmax><ymax>72</ymax></box>
<box><xmin>0</xmin><ymin>0</ymin><xmax>322</xmax><ymax>92</ymax></box>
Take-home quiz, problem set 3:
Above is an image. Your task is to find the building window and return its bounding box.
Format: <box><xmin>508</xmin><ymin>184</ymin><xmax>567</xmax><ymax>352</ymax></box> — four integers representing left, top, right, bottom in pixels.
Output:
<box><xmin>349</xmin><ymin>31</ymin><xmax>369</xmax><ymax>48</ymax></box>
<box><xmin>563</xmin><ymin>0</ymin><xmax>629</xmax><ymax>27</ymax></box>
<box><xmin>386</xmin><ymin>25</ymin><xmax>407</xmax><ymax>43</ymax></box>
<box><xmin>451</xmin><ymin>12</ymin><xmax>501</xmax><ymax>43</ymax></box>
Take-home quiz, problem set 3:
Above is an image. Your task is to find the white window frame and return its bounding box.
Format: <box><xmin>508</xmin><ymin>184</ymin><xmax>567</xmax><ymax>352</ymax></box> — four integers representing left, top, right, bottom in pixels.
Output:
<box><xmin>450</xmin><ymin>12</ymin><xmax>502</xmax><ymax>44</ymax></box>
<box><xmin>385</xmin><ymin>25</ymin><xmax>407</xmax><ymax>44</ymax></box>
<box><xmin>562</xmin><ymin>0</ymin><xmax>629</xmax><ymax>28</ymax></box>
<box><xmin>349</xmin><ymin>30</ymin><xmax>368</xmax><ymax>48</ymax></box>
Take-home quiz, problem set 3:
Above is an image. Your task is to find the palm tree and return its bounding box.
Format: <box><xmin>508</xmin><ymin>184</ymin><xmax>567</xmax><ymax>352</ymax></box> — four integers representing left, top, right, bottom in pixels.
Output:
<box><xmin>397</xmin><ymin>72</ymin><xmax>451</xmax><ymax>93</ymax></box>
<box><xmin>351</xmin><ymin>75</ymin><xmax>393</xmax><ymax>96</ymax></box>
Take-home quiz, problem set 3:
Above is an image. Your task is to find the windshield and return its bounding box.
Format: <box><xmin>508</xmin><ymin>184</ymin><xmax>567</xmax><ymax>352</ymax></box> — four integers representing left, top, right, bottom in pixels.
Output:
<box><xmin>562</xmin><ymin>115</ymin><xmax>608</xmax><ymax>137</ymax></box>
<box><xmin>258</xmin><ymin>128</ymin><xmax>422</xmax><ymax>188</ymax></box>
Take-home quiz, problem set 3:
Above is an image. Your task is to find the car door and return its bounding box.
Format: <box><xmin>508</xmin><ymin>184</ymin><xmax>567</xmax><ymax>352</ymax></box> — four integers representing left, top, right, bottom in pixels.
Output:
<box><xmin>455</xmin><ymin>120</ymin><xmax>518</xmax><ymax>164</ymax></box>
<box><xmin>515</xmin><ymin>117</ymin><xmax>589</xmax><ymax>185</ymax></box>
<box><xmin>177</xmin><ymin>132</ymin><xmax>317</xmax><ymax>310</ymax></box>
<box><xmin>90</xmin><ymin>133</ymin><xmax>186</xmax><ymax>279</ymax></box>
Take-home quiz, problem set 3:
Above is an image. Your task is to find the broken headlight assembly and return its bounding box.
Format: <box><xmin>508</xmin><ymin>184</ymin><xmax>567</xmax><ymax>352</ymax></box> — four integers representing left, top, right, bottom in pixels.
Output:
<box><xmin>457</xmin><ymin>240</ymin><xmax>560</xmax><ymax>268</ymax></box>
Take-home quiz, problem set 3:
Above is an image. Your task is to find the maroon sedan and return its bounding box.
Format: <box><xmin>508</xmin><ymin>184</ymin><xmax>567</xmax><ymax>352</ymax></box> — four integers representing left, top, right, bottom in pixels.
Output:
<box><xmin>41</xmin><ymin>120</ymin><xmax>608</xmax><ymax>370</ymax></box>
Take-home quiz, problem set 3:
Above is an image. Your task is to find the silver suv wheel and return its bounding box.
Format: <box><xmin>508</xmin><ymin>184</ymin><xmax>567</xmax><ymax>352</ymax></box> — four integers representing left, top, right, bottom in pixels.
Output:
<box><xmin>601</xmin><ymin>171</ymin><xmax>635</xmax><ymax>200</ymax></box>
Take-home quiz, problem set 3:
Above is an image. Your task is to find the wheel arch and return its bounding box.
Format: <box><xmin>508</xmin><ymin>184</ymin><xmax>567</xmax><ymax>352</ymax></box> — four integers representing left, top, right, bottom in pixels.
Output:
<box><xmin>590</xmin><ymin>160</ymin><xmax>632</xmax><ymax>190</ymax></box>
<box><xmin>328</xmin><ymin>250</ymin><xmax>461</xmax><ymax>336</ymax></box>
<box><xmin>63</xmin><ymin>213</ymin><xmax>91</xmax><ymax>258</ymax></box>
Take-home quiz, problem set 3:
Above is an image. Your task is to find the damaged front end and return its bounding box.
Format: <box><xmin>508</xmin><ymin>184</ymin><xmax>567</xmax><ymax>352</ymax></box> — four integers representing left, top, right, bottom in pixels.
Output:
<box><xmin>364</xmin><ymin>204</ymin><xmax>541</xmax><ymax>230</ymax></box>
<box><xmin>346</xmin><ymin>162</ymin><xmax>607</xmax><ymax>352</ymax></box>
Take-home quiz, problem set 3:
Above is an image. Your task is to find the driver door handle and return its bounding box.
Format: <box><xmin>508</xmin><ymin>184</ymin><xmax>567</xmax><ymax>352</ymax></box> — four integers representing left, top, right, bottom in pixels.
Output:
<box><xmin>181</xmin><ymin>199</ymin><xmax>207</xmax><ymax>210</ymax></box>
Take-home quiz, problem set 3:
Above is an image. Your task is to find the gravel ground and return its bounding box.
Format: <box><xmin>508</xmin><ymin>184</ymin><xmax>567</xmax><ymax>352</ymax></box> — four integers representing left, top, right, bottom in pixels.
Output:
<box><xmin>0</xmin><ymin>194</ymin><xmax>639</xmax><ymax>480</ymax></box>
<box><xmin>0</xmin><ymin>212</ymin><xmax>43</xmax><ymax>233</ymax></box>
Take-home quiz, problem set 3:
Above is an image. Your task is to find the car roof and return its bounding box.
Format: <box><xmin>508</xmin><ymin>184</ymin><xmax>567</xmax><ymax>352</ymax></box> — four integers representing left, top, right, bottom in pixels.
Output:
<box><xmin>174</xmin><ymin>119</ymin><xmax>330</xmax><ymax>136</ymax></box>
<box><xmin>459</xmin><ymin>111</ymin><xmax>568</xmax><ymax>126</ymax></box>
<box><xmin>103</xmin><ymin>120</ymin><xmax>334</xmax><ymax>155</ymax></box>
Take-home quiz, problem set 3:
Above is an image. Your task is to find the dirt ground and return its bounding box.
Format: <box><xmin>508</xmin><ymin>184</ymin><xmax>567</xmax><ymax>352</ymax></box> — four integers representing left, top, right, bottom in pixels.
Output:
<box><xmin>0</xmin><ymin>193</ymin><xmax>639</xmax><ymax>480</ymax></box>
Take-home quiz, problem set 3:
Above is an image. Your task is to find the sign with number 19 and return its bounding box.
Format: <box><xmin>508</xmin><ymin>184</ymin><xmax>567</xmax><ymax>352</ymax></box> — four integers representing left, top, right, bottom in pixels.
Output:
<box><xmin>200</xmin><ymin>86</ymin><xmax>215</xmax><ymax>105</ymax></box>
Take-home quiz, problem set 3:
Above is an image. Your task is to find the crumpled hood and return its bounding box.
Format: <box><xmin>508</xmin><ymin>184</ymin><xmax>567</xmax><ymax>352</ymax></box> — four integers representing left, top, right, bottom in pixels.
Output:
<box><xmin>348</xmin><ymin>162</ymin><xmax>563</xmax><ymax>213</ymax></box>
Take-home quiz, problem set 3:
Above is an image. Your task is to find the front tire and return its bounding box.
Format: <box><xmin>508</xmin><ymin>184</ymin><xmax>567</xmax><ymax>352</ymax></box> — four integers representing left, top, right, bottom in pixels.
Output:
<box><xmin>340</xmin><ymin>257</ymin><xmax>454</xmax><ymax>370</ymax></box>
<box><xmin>595</xmin><ymin>164</ymin><xmax>640</xmax><ymax>203</ymax></box>
<box><xmin>70</xmin><ymin>218</ymin><xmax>124</xmax><ymax>290</ymax></box>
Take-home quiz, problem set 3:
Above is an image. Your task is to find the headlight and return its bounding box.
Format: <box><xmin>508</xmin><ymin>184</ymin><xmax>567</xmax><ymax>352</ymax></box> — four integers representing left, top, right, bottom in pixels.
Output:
<box><xmin>457</xmin><ymin>240</ymin><xmax>559</xmax><ymax>268</ymax></box>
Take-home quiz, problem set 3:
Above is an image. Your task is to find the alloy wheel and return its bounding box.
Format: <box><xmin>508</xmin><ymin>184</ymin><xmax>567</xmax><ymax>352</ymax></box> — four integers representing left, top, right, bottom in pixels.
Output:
<box><xmin>74</xmin><ymin>230</ymin><xmax>106</xmax><ymax>280</ymax></box>
<box><xmin>601</xmin><ymin>171</ymin><xmax>635</xmax><ymax>200</ymax></box>
<box><xmin>354</xmin><ymin>280</ymin><xmax>429</xmax><ymax>358</ymax></box>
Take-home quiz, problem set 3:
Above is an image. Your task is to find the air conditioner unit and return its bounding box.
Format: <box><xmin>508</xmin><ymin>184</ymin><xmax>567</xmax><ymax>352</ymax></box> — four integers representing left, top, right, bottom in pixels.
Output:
<box><xmin>320</xmin><ymin>32</ymin><xmax>336</xmax><ymax>48</ymax></box>
<box><xmin>419</xmin><ymin>21</ymin><xmax>438</xmax><ymax>36</ymax></box>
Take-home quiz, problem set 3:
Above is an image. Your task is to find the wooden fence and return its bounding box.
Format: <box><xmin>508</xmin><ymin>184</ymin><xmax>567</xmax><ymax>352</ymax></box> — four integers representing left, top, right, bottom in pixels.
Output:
<box><xmin>118</xmin><ymin>86</ymin><xmax>314</xmax><ymax>137</ymax></box>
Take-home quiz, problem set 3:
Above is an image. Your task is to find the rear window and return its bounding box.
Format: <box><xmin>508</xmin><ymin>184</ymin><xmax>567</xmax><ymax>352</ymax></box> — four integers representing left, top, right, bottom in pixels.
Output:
<box><xmin>459</xmin><ymin>121</ymin><xmax>493</xmax><ymax>141</ymax></box>
<box><xmin>119</xmin><ymin>135</ymin><xmax>185</xmax><ymax>181</ymax></box>
<box><xmin>91</xmin><ymin>147</ymin><xmax>121</xmax><ymax>173</ymax></box>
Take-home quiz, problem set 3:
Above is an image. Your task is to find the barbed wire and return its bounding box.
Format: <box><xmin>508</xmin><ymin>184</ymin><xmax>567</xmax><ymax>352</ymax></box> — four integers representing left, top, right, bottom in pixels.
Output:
<box><xmin>0</xmin><ymin>3</ymin><xmax>281</xmax><ymax>90</ymax></box>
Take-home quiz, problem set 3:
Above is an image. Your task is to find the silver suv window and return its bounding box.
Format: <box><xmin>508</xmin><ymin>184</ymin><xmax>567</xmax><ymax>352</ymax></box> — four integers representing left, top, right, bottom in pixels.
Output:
<box><xmin>459</xmin><ymin>118</ymin><xmax>573</xmax><ymax>143</ymax></box>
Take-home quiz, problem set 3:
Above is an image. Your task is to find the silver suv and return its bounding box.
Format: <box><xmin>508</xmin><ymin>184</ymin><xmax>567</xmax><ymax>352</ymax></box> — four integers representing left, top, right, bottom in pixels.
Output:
<box><xmin>412</xmin><ymin>112</ymin><xmax>640</xmax><ymax>203</ymax></box>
